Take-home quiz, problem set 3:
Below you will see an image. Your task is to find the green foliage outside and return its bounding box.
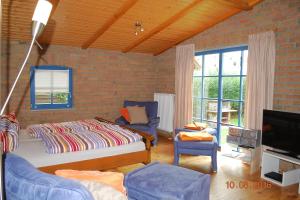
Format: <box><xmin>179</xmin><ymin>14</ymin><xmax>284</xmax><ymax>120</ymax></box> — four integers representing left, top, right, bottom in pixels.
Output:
<box><xmin>193</xmin><ymin>76</ymin><xmax>245</xmax><ymax>110</ymax></box>
<box><xmin>205</xmin><ymin>77</ymin><xmax>243</xmax><ymax>110</ymax></box>
<box><xmin>193</xmin><ymin>74</ymin><xmax>246</xmax><ymax>127</ymax></box>
<box><xmin>54</xmin><ymin>92</ymin><xmax>69</xmax><ymax>103</ymax></box>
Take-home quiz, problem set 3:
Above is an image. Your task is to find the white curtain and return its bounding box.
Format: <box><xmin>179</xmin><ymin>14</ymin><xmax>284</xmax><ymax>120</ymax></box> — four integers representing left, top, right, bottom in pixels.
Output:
<box><xmin>174</xmin><ymin>44</ymin><xmax>195</xmax><ymax>130</ymax></box>
<box><xmin>245</xmin><ymin>31</ymin><xmax>276</xmax><ymax>130</ymax></box>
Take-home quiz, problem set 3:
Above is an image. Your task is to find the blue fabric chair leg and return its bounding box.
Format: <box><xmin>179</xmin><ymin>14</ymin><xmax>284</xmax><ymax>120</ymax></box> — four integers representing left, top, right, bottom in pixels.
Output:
<box><xmin>173</xmin><ymin>141</ymin><xmax>179</xmax><ymax>165</ymax></box>
<box><xmin>151</xmin><ymin>128</ymin><xmax>158</xmax><ymax>145</ymax></box>
<box><xmin>211</xmin><ymin>147</ymin><xmax>218</xmax><ymax>172</ymax></box>
<box><xmin>153</xmin><ymin>135</ymin><xmax>158</xmax><ymax>146</ymax></box>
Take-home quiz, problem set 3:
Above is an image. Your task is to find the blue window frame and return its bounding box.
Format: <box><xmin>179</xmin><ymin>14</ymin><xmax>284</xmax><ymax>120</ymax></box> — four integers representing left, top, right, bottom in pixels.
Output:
<box><xmin>193</xmin><ymin>46</ymin><xmax>248</xmax><ymax>145</ymax></box>
<box><xmin>30</xmin><ymin>65</ymin><xmax>73</xmax><ymax>110</ymax></box>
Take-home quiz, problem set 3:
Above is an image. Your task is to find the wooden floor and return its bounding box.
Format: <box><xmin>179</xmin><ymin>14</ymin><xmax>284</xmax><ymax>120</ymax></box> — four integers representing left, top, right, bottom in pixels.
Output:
<box><xmin>116</xmin><ymin>135</ymin><xmax>300</xmax><ymax>200</ymax></box>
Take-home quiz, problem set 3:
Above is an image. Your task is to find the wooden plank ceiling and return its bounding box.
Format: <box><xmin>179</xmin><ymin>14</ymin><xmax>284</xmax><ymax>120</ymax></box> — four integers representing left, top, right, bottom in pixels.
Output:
<box><xmin>2</xmin><ymin>0</ymin><xmax>263</xmax><ymax>55</ymax></box>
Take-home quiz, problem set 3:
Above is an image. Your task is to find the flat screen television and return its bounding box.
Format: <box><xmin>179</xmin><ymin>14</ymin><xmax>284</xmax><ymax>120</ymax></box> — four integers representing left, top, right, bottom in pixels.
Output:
<box><xmin>262</xmin><ymin>109</ymin><xmax>300</xmax><ymax>159</ymax></box>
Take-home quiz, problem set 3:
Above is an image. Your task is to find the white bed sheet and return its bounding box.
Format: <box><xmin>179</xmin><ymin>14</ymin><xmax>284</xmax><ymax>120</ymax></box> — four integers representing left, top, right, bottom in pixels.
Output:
<box><xmin>14</xmin><ymin>130</ymin><xmax>146</xmax><ymax>168</ymax></box>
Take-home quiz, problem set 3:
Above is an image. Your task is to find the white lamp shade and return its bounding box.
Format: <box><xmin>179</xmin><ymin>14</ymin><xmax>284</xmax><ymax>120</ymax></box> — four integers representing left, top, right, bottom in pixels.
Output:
<box><xmin>32</xmin><ymin>0</ymin><xmax>53</xmax><ymax>25</ymax></box>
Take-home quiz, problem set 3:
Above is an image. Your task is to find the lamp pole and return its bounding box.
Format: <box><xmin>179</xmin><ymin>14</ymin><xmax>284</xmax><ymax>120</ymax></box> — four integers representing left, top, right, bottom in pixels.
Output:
<box><xmin>0</xmin><ymin>0</ymin><xmax>52</xmax><ymax>115</ymax></box>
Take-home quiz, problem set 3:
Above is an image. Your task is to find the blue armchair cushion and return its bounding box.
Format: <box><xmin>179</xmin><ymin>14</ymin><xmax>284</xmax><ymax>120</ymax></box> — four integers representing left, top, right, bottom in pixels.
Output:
<box><xmin>124</xmin><ymin>101</ymin><xmax>158</xmax><ymax>119</ymax></box>
<box><xmin>127</xmin><ymin>124</ymin><xmax>151</xmax><ymax>132</ymax></box>
<box><xmin>115</xmin><ymin>116</ymin><xmax>129</xmax><ymax>126</ymax></box>
<box><xmin>125</xmin><ymin>162</ymin><xmax>210</xmax><ymax>200</ymax></box>
<box><xmin>126</xmin><ymin>106</ymin><xmax>149</xmax><ymax>124</ymax></box>
<box><xmin>5</xmin><ymin>153</ymin><xmax>94</xmax><ymax>200</ymax></box>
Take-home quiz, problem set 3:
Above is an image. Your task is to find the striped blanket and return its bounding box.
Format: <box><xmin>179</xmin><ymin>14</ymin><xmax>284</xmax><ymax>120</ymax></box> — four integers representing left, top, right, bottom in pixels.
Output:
<box><xmin>27</xmin><ymin>119</ymin><xmax>142</xmax><ymax>154</ymax></box>
<box><xmin>0</xmin><ymin>113</ymin><xmax>19</xmax><ymax>152</ymax></box>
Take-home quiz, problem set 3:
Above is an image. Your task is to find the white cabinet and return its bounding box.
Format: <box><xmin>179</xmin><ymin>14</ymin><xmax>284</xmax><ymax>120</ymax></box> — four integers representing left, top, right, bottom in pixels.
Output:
<box><xmin>261</xmin><ymin>151</ymin><xmax>300</xmax><ymax>193</ymax></box>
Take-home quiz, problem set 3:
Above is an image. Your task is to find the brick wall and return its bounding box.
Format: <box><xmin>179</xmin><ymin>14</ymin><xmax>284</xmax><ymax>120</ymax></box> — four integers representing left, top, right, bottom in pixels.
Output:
<box><xmin>155</xmin><ymin>0</ymin><xmax>300</xmax><ymax>113</ymax></box>
<box><xmin>154</xmin><ymin>48</ymin><xmax>175</xmax><ymax>93</ymax></box>
<box><xmin>1</xmin><ymin>40</ymin><xmax>156</xmax><ymax>127</ymax></box>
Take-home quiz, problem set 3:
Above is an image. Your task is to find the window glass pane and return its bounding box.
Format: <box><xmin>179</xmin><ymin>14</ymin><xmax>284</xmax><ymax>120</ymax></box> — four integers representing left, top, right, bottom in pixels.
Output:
<box><xmin>241</xmin><ymin>102</ymin><xmax>245</xmax><ymax>127</ymax></box>
<box><xmin>194</xmin><ymin>56</ymin><xmax>203</xmax><ymax>75</ymax></box>
<box><xmin>205</xmin><ymin>121</ymin><xmax>217</xmax><ymax>129</ymax></box>
<box><xmin>242</xmin><ymin>77</ymin><xmax>246</xmax><ymax>100</ymax></box>
<box><xmin>221</xmin><ymin>101</ymin><xmax>239</xmax><ymax>126</ymax></box>
<box><xmin>53</xmin><ymin>70</ymin><xmax>69</xmax><ymax>89</ymax></box>
<box><xmin>35</xmin><ymin>70</ymin><xmax>51</xmax><ymax>88</ymax></box>
<box><xmin>35</xmin><ymin>90</ymin><xmax>51</xmax><ymax>104</ymax></box>
<box><xmin>204</xmin><ymin>54</ymin><xmax>219</xmax><ymax>76</ymax></box>
<box><xmin>193</xmin><ymin>76</ymin><xmax>202</xmax><ymax>98</ymax></box>
<box><xmin>205</xmin><ymin>100</ymin><xmax>218</xmax><ymax>122</ymax></box>
<box><xmin>193</xmin><ymin>98</ymin><xmax>202</xmax><ymax>122</ymax></box>
<box><xmin>53</xmin><ymin>92</ymin><xmax>69</xmax><ymax>104</ymax></box>
<box><xmin>222</xmin><ymin>77</ymin><xmax>240</xmax><ymax>100</ymax></box>
<box><xmin>203</xmin><ymin>77</ymin><xmax>218</xmax><ymax>98</ymax></box>
<box><xmin>242</xmin><ymin>50</ymin><xmax>248</xmax><ymax>75</ymax></box>
<box><xmin>222</xmin><ymin>51</ymin><xmax>241</xmax><ymax>75</ymax></box>
<box><xmin>220</xmin><ymin>125</ymin><xmax>229</xmax><ymax>146</ymax></box>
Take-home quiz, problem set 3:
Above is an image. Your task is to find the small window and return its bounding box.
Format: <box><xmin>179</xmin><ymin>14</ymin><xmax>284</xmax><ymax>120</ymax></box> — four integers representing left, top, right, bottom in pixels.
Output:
<box><xmin>30</xmin><ymin>66</ymin><xmax>72</xmax><ymax>110</ymax></box>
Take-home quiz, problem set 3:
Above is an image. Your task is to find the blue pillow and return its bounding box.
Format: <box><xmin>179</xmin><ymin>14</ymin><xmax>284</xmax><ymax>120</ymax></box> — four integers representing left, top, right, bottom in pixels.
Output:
<box><xmin>4</xmin><ymin>153</ymin><xmax>94</xmax><ymax>200</ymax></box>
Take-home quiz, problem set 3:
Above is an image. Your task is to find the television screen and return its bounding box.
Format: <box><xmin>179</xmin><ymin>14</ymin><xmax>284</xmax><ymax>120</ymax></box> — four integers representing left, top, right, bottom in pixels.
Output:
<box><xmin>262</xmin><ymin>110</ymin><xmax>300</xmax><ymax>157</ymax></box>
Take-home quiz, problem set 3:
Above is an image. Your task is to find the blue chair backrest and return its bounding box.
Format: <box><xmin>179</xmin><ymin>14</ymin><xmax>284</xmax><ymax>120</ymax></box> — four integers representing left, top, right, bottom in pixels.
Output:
<box><xmin>124</xmin><ymin>101</ymin><xmax>158</xmax><ymax>119</ymax></box>
<box><xmin>4</xmin><ymin>153</ymin><xmax>93</xmax><ymax>200</ymax></box>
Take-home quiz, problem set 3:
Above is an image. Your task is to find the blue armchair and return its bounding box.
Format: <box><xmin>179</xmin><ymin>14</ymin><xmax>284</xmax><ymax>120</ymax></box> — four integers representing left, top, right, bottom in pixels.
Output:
<box><xmin>115</xmin><ymin>101</ymin><xmax>160</xmax><ymax>145</ymax></box>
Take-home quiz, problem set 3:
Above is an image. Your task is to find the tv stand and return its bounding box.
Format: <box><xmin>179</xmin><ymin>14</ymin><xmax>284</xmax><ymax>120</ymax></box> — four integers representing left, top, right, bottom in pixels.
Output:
<box><xmin>266</xmin><ymin>149</ymin><xmax>299</xmax><ymax>159</ymax></box>
<box><xmin>261</xmin><ymin>151</ymin><xmax>300</xmax><ymax>194</ymax></box>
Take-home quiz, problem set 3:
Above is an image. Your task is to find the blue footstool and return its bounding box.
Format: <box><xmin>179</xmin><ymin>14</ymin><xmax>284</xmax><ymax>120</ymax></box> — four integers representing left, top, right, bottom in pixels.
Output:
<box><xmin>174</xmin><ymin>128</ymin><xmax>218</xmax><ymax>172</ymax></box>
<box><xmin>125</xmin><ymin>162</ymin><xmax>210</xmax><ymax>200</ymax></box>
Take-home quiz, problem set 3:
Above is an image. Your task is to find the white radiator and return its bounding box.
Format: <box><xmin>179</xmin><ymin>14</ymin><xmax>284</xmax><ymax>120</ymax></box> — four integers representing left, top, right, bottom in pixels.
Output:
<box><xmin>154</xmin><ymin>93</ymin><xmax>175</xmax><ymax>133</ymax></box>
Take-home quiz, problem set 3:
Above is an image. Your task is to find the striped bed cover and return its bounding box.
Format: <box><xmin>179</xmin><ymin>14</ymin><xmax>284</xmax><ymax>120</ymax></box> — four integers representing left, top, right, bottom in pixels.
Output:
<box><xmin>0</xmin><ymin>114</ymin><xmax>19</xmax><ymax>152</ymax></box>
<box><xmin>27</xmin><ymin>119</ymin><xmax>142</xmax><ymax>154</ymax></box>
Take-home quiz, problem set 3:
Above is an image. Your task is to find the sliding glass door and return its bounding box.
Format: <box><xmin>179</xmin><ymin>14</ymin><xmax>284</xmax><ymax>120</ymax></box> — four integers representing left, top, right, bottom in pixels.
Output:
<box><xmin>193</xmin><ymin>46</ymin><xmax>248</xmax><ymax>146</ymax></box>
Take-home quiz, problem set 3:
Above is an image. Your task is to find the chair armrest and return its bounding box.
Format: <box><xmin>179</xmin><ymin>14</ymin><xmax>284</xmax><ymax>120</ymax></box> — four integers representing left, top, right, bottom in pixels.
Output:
<box><xmin>121</xmin><ymin>126</ymin><xmax>154</xmax><ymax>151</ymax></box>
<box><xmin>148</xmin><ymin>117</ymin><xmax>160</xmax><ymax>127</ymax></box>
<box><xmin>115</xmin><ymin>116</ymin><xmax>129</xmax><ymax>126</ymax></box>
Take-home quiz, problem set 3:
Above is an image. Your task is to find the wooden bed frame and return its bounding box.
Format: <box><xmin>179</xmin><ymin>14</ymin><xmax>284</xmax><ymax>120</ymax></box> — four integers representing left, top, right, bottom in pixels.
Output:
<box><xmin>39</xmin><ymin>117</ymin><xmax>154</xmax><ymax>174</ymax></box>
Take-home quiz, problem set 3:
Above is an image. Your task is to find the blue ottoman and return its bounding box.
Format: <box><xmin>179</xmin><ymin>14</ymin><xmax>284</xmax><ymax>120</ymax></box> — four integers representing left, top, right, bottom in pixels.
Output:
<box><xmin>125</xmin><ymin>162</ymin><xmax>210</xmax><ymax>200</ymax></box>
<box><xmin>174</xmin><ymin>128</ymin><xmax>218</xmax><ymax>172</ymax></box>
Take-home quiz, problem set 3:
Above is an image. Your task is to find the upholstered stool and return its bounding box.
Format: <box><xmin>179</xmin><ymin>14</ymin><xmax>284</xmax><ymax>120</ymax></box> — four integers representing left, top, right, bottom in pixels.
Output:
<box><xmin>174</xmin><ymin>128</ymin><xmax>218</xmax><ymax>172</ymax></box>
<box><xmin>125</xmin><ymin>162</ymin><xmax>210</xmax><ymax>200</ymax></box>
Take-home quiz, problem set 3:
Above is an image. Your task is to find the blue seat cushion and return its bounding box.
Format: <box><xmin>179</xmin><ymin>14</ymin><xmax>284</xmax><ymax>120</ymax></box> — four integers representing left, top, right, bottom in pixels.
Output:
<box><xmin>175</xmin><ymin>134</ymin><xmax>218</xmax><ymax>150</ymax></box>
<box><xmin>125</xmin><ymin>162</ymin><xmax>210</xmax><ymax>200</ymax></box>
<box><xmin>127</xmin><ymin>124</ymin><xmax>150</xmax><ymax>132</ymax></box>
<box><xmin>5</xmin><ymin>153</ymin><xmax>93</xmax><ymax>200</ymax></box>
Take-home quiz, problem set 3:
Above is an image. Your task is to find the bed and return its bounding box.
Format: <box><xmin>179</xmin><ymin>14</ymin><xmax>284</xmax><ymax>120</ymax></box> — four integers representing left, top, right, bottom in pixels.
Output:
<box><xmin>13</xmin><ymin>117</ymin><xmax>153</xmax><ymax>174</ymax></box>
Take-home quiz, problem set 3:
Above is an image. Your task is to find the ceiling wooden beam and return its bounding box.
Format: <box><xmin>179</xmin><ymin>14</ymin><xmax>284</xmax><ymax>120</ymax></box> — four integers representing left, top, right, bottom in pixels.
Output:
<box><xmin>122</xmin><ymin>0</ymin><xmax>204</xmax><ymax>53</ymax></box>
<box><xmin>154</xmin><ymin>9</ymin><xmax>242</xmax><ymax>56</ymax></box>
<box><xmin>220</xmin><ymin>0</ymin><xmax>252</xmax><ymax>11</ymax></box>
<box><xmin>81</xmin><ymin>0</ymin><xmax>138</xmax><ymax>49</ymax></box>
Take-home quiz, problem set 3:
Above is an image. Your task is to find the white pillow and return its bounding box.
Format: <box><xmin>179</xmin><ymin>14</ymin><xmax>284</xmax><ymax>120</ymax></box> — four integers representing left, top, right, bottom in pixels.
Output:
<box><xmin>19</xmin><ymin>129</ymin><xmax>42</xmax><ymax>141</ymax></box>
<box><xmin>77</xmin><ymin>180</ymin><xmax>128</xmax><ymax>200</ymax></box>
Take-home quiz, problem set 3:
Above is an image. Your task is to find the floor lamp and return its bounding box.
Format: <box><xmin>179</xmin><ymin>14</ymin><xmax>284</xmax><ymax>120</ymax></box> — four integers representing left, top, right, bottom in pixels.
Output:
<box><xmin>0</xmin><ymin>1</ymin><xmax>52</xmax><ymax>199</ymax></box>
<box><xmin>0</xmin><ymin>0</ymin><xmax>53</xmax><ymax>115</ymax></box>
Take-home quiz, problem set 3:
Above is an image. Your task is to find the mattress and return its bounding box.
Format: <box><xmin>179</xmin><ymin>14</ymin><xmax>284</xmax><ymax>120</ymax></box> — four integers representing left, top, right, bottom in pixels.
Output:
<box><xmin>13</xmin><ymin>130</ymin><xmax>145</xmax><ymax>168</ymax></box>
